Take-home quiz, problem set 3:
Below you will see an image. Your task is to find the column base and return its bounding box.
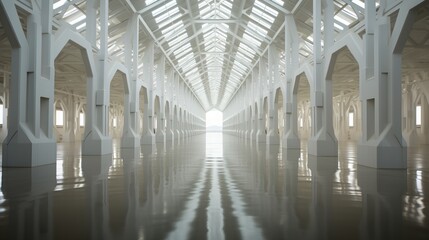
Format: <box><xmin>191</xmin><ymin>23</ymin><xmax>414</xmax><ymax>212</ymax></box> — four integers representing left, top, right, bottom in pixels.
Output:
<box><xmin>121</xmin><ymin>134</ymin><xmax>140</xmax><ymax>149</ymax></box>
<box><xmin>156</xmin><ymin>131</ymin><xmax>165</xmax><ymax>143</ymax></box>
<box><xmin>255</xmin><ymin>131</ymin><xmax>266</xmax><ymax>143</ymax></box>
<box><xmin>266</xmin><ymin>131</ymin><xmax>280</xmax><ymax>145</ymax></box>
<box><xmin>282</xmin><ymin>132</ymin><xmax>301</xmax><ymax>149</ymax></box>
<box><xmin>357</xmin><ymin>136</ymin><xmax>407</xmax><ymax>169</ymax></box>
<box><xmin>141</xmin><ymin>132</ymin><xmax>155</xmax><ymax>145</ymax></box>
<box><xmin>165</xmin><ymin>130</ymin><xmax>174</xmax><ymax>141</ymax></box>
<box><xmin>308</xmin><ymin>130</ymin><xmax>338</xmax><ymax>157</ymax></box>
<box><xmin>82</xmin><ymin>130</ymin><xmax>113</xmax><ymax>156</ymax></box>
<box><xmin>2</xmin><ymin>129</ymin><xmax>56</xmax><ymax>167</ymax></box>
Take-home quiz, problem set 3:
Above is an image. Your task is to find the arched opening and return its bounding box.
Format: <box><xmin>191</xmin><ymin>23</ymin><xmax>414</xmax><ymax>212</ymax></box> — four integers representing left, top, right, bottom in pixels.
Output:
<box><xmin>206</xmin><ymin>109</ymin><xmax>223</xmax><ymax>132</ymax></box>
<box><xmin>54</xmin><ymin>42</ymin><xmax>89</xmax><ymax>148</ymax></box>
<box><xmin>294</xmin><ymin>73</ymin><xmax>311</xmax><ymax>141</ymax></box>
<box><xmin>0</xmin><ymin>20</ymin><xmax>11</xmax><ymax>144</ymax></box>
<box><xmin>401</xmin><ymin>1</ymin><xmax>429</xmax><ymax>147</ymax></box>
<box><xmin>109</xmin><ymin>71</ymin><xmax>126</xmax><ymax>146</ymax></box>
<box><xmin>330</xmin><ymin>47</ymin><xmax>360</xmax><ymax>143</ymax></box>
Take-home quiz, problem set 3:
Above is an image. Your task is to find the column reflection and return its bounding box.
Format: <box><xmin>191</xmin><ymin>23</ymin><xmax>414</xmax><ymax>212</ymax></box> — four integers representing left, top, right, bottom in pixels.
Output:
<box><xmin>1</xmin><ymin>165</ymin><xmax>56</xmax><ymax>239</ymax></box>
<box><xmin>357</xmin><ymin>166</ymin><xmax>406</xmax><ymax>240</ymax></box>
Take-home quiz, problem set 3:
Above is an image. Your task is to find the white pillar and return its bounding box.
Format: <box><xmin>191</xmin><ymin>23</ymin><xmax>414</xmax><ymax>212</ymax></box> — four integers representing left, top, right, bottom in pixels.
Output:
<box><xmin>141</xmin><ymin>41</ymin><xmax>155</xmax><ymax>145</ymax></box>
<box><xmin>1</xmin><ymin>0</ymin><xmax>56</xmax><ymax>167</ymax></box>
<box><xmin>82</xmin><ymin>0</ymin><xmax>112</xmax><ymax>155</ymax></box>
<box><xmin>122</xmin><ymin>14</ymin><xmax>140</xmax><ymax>148</ymax></box>
<box><xmin>283</xmin><ymin>14</ymin><xmax>300</xmax><ymax>150</ymax></box>
<box><xmin>357</xmin><ymin>0</ymin><xmax>419</xmax><ymax>168</ymax></box>
<box><xmin>266</xmin><ymin>45</ymin><xmax>280</xmax><ymax>145</ymax></box>
<box><xmin>307</xmin><ymin>0</ymin><xmax>338</xmax><ymax>157</ymax></box>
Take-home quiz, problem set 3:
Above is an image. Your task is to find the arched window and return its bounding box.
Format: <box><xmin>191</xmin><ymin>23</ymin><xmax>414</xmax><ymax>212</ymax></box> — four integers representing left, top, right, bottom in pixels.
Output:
<box><xmin>416</xmin><ymin>105</ymin><xmax>422</xmax><ymax>127</ymax></box>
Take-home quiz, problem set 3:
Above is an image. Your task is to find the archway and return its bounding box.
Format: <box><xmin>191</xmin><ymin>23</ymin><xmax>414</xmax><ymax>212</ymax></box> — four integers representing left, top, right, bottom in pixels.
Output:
<box><xmin>329</xmin><ymin>47</ymin><xmax>360</xmax><ymax>143</ymax></box>
<box><xmin>109</xmin><ymin>71</ymin><xmax>126</xmax><ymax>146</ymax></box>
<box><xmin>54</xmin><ymin>41</ymin><xmax>91</xmax><ymax>146</ymax></box>
<box><xmin>401</xmin><ymin>1</ymin><xmax>429</xmax><ymax>147</ymax></box>
<box><xmin>0</xmin><ymin>20</ymin><xmax>10</xmax><ymax>144</ymax></box>
<box><xmin>294</xmin><ymin>73</ymin><xmax>311</xmax><ymax>141</ymax></box>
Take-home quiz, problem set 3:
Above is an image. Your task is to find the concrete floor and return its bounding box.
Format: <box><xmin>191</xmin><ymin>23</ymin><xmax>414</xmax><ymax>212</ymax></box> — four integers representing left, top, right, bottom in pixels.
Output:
<box><xmin>0</xmin><ymin>132</ymin><xmax>428</xmax><ymax>239</ymax></box>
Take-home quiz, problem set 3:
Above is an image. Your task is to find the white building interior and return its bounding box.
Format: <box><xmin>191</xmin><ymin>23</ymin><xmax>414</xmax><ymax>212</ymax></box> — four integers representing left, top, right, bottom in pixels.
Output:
<box><xmin>0</xmin><ymin>0</ymin><xmax>428</xmax><ymax>239</ymax></box>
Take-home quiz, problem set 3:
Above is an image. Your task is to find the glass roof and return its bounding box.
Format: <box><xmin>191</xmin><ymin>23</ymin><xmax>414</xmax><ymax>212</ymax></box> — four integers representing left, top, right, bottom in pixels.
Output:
<box><xmin>52</xmin><ymin>0</ymin><xmax>366</xmax><ymax>111</ymax></box>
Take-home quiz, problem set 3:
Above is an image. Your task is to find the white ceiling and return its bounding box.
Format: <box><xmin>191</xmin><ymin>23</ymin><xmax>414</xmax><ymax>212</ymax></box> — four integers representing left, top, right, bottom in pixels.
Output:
<box><xmin>1</xmin><ymin>0</ymin><xmax>428</xmax><ymax>112</ymax></box>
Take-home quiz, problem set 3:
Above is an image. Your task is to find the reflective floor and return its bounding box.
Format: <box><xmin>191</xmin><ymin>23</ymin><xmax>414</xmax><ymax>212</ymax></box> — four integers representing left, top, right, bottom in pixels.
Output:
<box><xmin>0</xmin><ymin>132</ymin><xmax>428</xmax><ymax>239</ymax></box>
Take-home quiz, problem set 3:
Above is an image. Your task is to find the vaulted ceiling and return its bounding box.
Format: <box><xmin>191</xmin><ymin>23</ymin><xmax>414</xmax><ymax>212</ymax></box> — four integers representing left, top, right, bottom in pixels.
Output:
<box><xmin>1</xmin><ymin>1</ymin><xmax>427</xmax><ymax>112</ymax></box>
<box><xmin>49</xmin><ymin>0</ymin><xmax>368</xmax><ymax>111</ymax></box>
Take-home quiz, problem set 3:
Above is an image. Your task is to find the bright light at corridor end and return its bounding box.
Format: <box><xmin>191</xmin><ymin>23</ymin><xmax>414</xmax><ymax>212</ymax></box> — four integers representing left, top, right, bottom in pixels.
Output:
<box><xmin>206</xmin><ymin>110</ymin><xmax>223</xmax><ymax>132</ymax></box>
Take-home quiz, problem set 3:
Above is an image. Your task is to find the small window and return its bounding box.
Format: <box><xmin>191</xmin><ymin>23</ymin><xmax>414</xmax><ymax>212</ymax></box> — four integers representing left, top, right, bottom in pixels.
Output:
<box><xmin>299</xmin><ymin>117</ymin><xmax>303</xmax><ymax>128</ymax></box>
<box><xmin>416</xmin><ymin>105</ymin><xmax>422</xmax><ymax>127</ymax></box>
<box><xmin>79</xmin><ymin>113</ymin><xmax>85</xmax><ymax>127</ymax></box>
<box><xmin>348</xmin><ymin>112</ymin><xmax>354</xmax><ymax>127</ymax></box>
<box><xmin>0</xmin><ymin>104</ymin><xmax>3</xmax><ymax>125</ymax></box>
<box><xmin>112</xmin><ymin>117</ymin><xmax>117</xmax><ymax>128</ymax></box>
<box><xmin>56</xmin><ymin>110</ymin><xmax>64</xmax><ymax>126</ymax></box>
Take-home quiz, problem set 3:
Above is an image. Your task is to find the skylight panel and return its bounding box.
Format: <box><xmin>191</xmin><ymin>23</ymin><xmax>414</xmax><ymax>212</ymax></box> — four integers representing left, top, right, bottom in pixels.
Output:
<box><xmin>173</xmin><ymin>43</ymin><xmax>191</xmax><ymax>56</ymax></box>
<box><xmin>175</xmin><ymin>47</ymin><xmax>192</xmax><ymax>59</ymax></box>
<box><xmin>168</xmin><ymin>32</ymin><xmax>187</xmax><ymax>47</ymax></box>
<box><xmin>238</xmin><ymin>42</ymin><xmax>256</xmax><ymax>55</ymax></box>
<box><xmin>219</xmin><ymin>5</ymin><xmax>232</xmax><ymax>17</ymax></box>
<box><xmin>177</xmin><ymin>54</ymin><xmax>193</xmax><ymax>65</ymax></box>
<box><xmin>161</xmin><ymin>21</ymin><xmax>183</xmax><ymax>35</ymax></box>
<box><xmin>146</xmin><ymin>0</ymin><xmax>159</xmax><ymax>6</ymax></box>
<box><xmin>185</xmin><ymin>68</ymin><xmax>198</xmax><ymax>76</ymax></box>
<box><xmin>249</xmin><ymin>14</ymin><xmax>273</xmax><ymax>29</ymax></box>
<box><xmin>152</xmin><ymin>1</ymin><xmax>176</xmax><ymax>16</ymax></box>
<box><xmin>63</xmin><ymin>6</ymin><xmax>78</xmax><ymax>18</ymax></box>
<box><xmin>334</xmin><ymin>14</ymin><xmax>352</xmax><ymax>26</ymax></box>
<box><xmin>216</xmin><ymin>11</ymin><xmax>229</xmax><ymax>19</ymax></box>
<box><xmin>157</xmin><ymin>14</ymin><xmax>181</xmax><ymax>29</ymax></box>
<box><xmin>237</xmin><ymin>46</ymin><xmax>254</xmax><ymax>59</ymax></box>
<box><xmin>69</xmin><ymin>14</ymin><xmax>86</xmax><ymax>25</ymax></box>
<box><xmin>236</xmin><ymin>51</ymin><xmax>252</xmax><ymax>64</ymax></box>
<box><xmin>351</xmin><ymin>0</ymin><xmax>365</xmax><ymax>8</ymax></box>
<box><xmin>53</xmin><ymin>0</ymin><xmax>67</xmax><ymax>10</ymax></box>
<box><xmin>155</xmin><ymin>7</ymin><xmax>179</xmax><ymax>23</ymax></box>
<box><xmin>252</xmin><ymin>8</ymin><xmax>275</xmax><ymax>23</ymax></box>
<box><xmin>243</xmin><ymin>33</ymin><xmax>261</xmax><ymax>47</ymax></box>
<box><xmin>272</xmin><ymin>0</ymin><xmax>283</xmax><ymax>6</ymax></box>
<box><xmin>254</xmin><ymin>0</ymin><xmax>278</xmax><ymax>17</ymax></box>
<box><xmin>247</xmin><ymin>21</ymin><xmax>268</xmax><ymax>36</ymax></box>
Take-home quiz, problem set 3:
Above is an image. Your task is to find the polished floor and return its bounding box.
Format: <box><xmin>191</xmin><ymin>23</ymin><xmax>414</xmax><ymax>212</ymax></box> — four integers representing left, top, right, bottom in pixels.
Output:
<box><xmin>0</xmin><ymin>133</ymin><xmax>428</xmax><ymax>239</ymax></box>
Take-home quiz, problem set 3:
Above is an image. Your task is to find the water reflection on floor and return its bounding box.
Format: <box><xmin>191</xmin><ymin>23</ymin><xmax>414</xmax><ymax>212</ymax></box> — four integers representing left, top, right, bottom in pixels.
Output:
<box><xmin>0</xmin><ymin>132</ymin><xmax>428</xmax><ymax>239</ymax></box>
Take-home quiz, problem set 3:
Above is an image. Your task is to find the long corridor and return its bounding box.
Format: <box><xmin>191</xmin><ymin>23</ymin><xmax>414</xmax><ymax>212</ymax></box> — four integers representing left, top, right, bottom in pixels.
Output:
<box><xmin>0</xmin><ymin>133</ymin><xmax>428</xmax><ymax>239</ymax></box>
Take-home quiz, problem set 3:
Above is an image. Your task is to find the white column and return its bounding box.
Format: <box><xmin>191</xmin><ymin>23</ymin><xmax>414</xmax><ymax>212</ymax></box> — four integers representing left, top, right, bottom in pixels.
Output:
<box><xmin>141</xmin><ymin>41</ymin><xmax>155</xmax><ymax>145</ymax></box>
<box><xmin>122</xmin><ymin>14</ymin><xmax>140</xmax><ymax>148</ymax></box>
<box><xmin>155</xmin><ymin>55</ymin><xmax>166</xmax><ymax>143</ymax></box>
<box><xmin>357</xmin><ymin>0</ymin><xmax>419</xmax><ymax>168</ymax></box>
<box><xmin>266</xmin><ymin>45</ymin><xmax>280</xmax><ymax>144</ymax></box>
<box><xmin>82</xmin><ymin>0</ymin><xmax>112</xmax><ymax>155</ymax></box>
<box><xmin>1</xmin><ymin>0</ymin><xmax>56</xmax><ymax>167</ymax></box>
<box><xmin>307</xmin><ymin>0</ymin><xmax>338</xmax><ymax>157</ymax></box>
<box><xmin>283</xmin><ymin>14</ymin><xmax>300</xmax><ymax>150</ymax></box>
